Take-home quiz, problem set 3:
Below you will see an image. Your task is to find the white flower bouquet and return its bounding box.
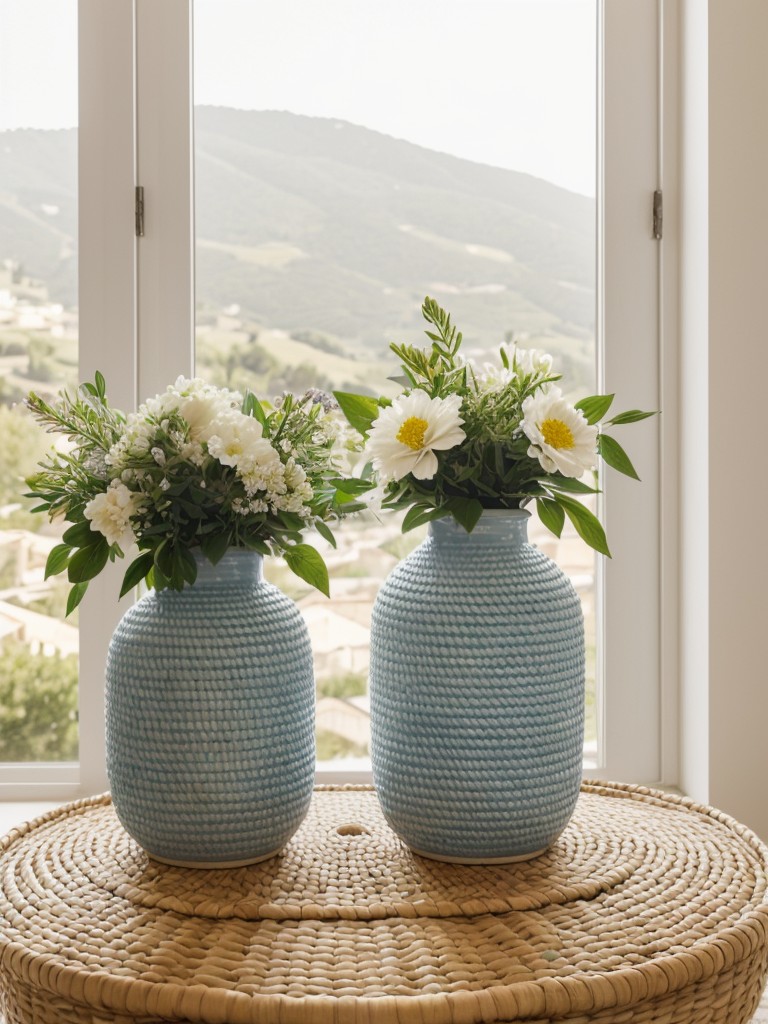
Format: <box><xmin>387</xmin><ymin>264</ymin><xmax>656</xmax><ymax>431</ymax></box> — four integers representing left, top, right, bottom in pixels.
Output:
<box><xmin>335</xmin><ymin>297</ymin><xmax>654</xmax><ymax>554</ymax></box>
<box><xmin>25</xmin><ymin>375</ymin><xmax>368</xmax><ymax>613</ymax></box>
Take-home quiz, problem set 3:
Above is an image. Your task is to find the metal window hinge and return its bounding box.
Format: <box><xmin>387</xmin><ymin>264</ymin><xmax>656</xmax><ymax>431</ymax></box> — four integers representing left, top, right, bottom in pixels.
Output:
<box><xmin>653</xmin><ymin>189</ymin><xmax>663</xmax><ymax>240</ymax></box>
<box><xmin>135</xmin><ymin>186</ymin><xmax>145</xmax><ymax>237</ymax></box>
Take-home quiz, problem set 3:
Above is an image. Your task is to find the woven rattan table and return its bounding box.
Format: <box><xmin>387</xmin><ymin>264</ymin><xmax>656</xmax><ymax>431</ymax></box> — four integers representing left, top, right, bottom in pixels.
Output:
<box><xmin>1</xmin><ymin>782</ymin><xmax>768</xmax><ymax>1024</ymax></box>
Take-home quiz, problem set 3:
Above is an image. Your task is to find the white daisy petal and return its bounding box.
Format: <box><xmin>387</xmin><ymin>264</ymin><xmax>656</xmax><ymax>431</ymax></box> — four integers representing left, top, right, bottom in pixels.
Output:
<box><xmin>411</xmin><ymin>449</ymin><xmax>439</xmax><ymax>480</ymax></box>
<box><xmin>365</xmin><ymin>391</ymin><xmax>465</xmax><ymax>482</ymax></box>
<box><xmin>521</xmin><ymin>386</ymin><xmax>597</xmax><ymax>478</ymax></box>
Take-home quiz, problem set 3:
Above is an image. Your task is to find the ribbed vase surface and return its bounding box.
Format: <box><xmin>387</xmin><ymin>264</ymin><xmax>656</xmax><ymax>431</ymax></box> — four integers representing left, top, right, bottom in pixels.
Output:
<box><xmin>370</xmin><ymin>509</ymin><xmax>585</xmax><ymax>862</ymax></box>
<box><xmin>106</xmin><ymin>550</ymin><xmax>315</xmax><ymax>867</ymax></box>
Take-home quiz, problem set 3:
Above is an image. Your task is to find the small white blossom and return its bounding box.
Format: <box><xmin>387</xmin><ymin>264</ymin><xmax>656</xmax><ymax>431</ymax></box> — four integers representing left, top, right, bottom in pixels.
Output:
<box><xmin>84</xmin><ymin>480</ymin><xmax>144</xmax><ymax>549</ymax></box>
<box><xmin>206</xmin><ymin>411</ymin><xmax>268</xmax><ymax>469</ymax></box>
<box><xmin>83</xmin><ymin>452</ymin><xmax>108</xmax><ymax>478</ymax></box>
<box><xmin>506</xmin><ymin>345</ymin><xmax>554</xmax><ymax>377</ymax></box>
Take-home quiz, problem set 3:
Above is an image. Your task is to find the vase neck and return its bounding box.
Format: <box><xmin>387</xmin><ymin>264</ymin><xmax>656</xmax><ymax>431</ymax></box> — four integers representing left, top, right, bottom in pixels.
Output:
<box><xmin>429</xmin><ymin>510</ymin><xmax>530</xmax><ymax>548</ymax></box>
<box><xmin>189</xmin><ymin>549</ymin><xmax>264</xmax><ymax>587</ymax></box>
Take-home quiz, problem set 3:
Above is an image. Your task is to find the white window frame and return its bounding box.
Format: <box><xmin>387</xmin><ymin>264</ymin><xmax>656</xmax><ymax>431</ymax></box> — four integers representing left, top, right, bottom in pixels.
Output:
<box><xmin>0</xmin><ymin>0</ymin><xmax>672</xmax><ymax>799</ymax></box>
<box><xmin>0</xmin><ymin>0</ymin><xmax>136</xmax><ymax>800</ymax></box>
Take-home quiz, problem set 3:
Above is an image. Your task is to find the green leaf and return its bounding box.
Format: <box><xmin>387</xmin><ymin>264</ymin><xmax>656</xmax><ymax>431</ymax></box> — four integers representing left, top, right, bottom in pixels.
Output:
<box><xmin>574</xmin><ymin>393</ymin><xmax>615</xmax><ymax>425</ymax></box>
<box><xmin>67</xmin><ymin>540</ymin><xmax>110</xmax><ymax>583</ymax></box>
<box><xmin>444</xmin><ymin>496</ymin><xmax>484</xmax><ymax>533</ymax></box>
<box><xmin>283</xmin><ymin>543</ymin><xmax>330</xmax><ymax>596</ymax></box>
<box><xmin>556</xmin><ymin>494</ymin><xmax>611</xmax><ymax>557</ymax></box>
<box><xmin>313</xmin><ymin>518</ymin><xmax>337</xmax><ymax>548</ymax></box>
<box><xmin>332</xmin><ymin>391</ymin><xmax>382</xmax><ymax>437</ymax></box>
<box><xmin>119</xmin><ymin>551</ymin><xmax>155</xmax><ymax>598</ymax></box>
<box><xmin>606</xmin><ymin>408</ymin><xmax>657</xmax><ymax>425</ymax></box>
<box><xmin>94</xmin><ymin>370</ymin><xmax>107</xmax><ymax>399</ymax></box>
<box><xmin>240</xmin><ymin>534</ymin><xmax>271</xmax><ymax>555</ymax></box>
<box><xmin>200</xmin><ymin>531</ymin><xmax>231</xmax><ymax>565</ymax></box>
<box><xmin>598</xmin><ymin>433</ymin><xmax>640</xmax><ymax>480</ymax></box>
<box><xmin>242</xmin><ymin>390</ymin><xmax>268</xmax><ymax>428</ymax></box>
<box><xmin>151</xmin><ymin>562</ymin><xmax>170</xmax><ymax>591</ymax></box>
<box><xmin>536</xmin><ymin>497</ymin><xmax>565</xmax><ymax>538</ymax></box>
<box><xmin>544</xmin><ymin>475</ymin><xmax>601</xmax><ymax>495</ymax></box>
<box><xmin>277</xmin><ymin>511</ymin><xmax>305</xmax><ymax>531</ymax></box>
<box><xmin>401</xmin><ymin>503</ymin><xmax>439</xmax><ymax>533</ymax></box>
<box><xmin>66</xmin><ymin>582</ymin><xmax>88</xmax><ymax>617</ymax></box>
<box><xmin>172</xmin><ymin>545</ymin><xmax>197</xmax><ymax>589</ymax></box>
<box><xmin>178</xmin><ymin>547</ymin><xmax>199</xmax><ymax>586</ymax></box>
<box><xmin>328</xmin><ymin>476</ymin><xmax>376</xmax><ymax>497</ymax></box>
<box><xmin>153</xmin><ymin>539</ymin><xmax>175</xmax><ymax>581</ymax></box>
<box><xmin>44</xmin><ymin>543</ymin><xmax>72</xmax><ymax>580</ymax></box>
<box><xmin>62</xmin><ymin>520</ymin><xmax>101</xmax><ymax>548</ymax></box>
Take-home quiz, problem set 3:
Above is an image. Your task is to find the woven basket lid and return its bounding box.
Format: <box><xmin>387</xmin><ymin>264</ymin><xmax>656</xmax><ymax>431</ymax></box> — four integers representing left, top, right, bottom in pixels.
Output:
<box><xmin>1</xmin><ymin>781</ymin><xmax>768</xmax><ymax>1024</ymax></box>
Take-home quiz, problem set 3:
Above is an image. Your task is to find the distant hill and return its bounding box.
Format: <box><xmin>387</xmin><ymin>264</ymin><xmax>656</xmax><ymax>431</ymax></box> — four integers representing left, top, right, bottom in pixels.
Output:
<box><xmin>0</xmin><ymin>108</ymin><xmax>595</xmax><ymax>377</ymax></box>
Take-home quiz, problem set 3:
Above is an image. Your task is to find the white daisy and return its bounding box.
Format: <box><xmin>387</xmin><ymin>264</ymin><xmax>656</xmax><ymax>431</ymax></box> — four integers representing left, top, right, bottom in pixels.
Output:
<box><xmin>521</xmin><ymin>386</ymin><xmax>597</xmax><ymax>478</ymax></box>
<box><xmin>366</xmin><ymin>391</ymin><xmax>465</xmax><ymax>482</ymax></box>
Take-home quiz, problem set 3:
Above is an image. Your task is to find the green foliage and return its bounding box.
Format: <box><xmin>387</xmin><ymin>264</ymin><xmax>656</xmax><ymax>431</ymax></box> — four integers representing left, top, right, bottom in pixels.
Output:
<box><xmin>333</xmin><ymin>392</ymin><xmax>383</xmax><ymax>438</ymax></box>
<box><xmin>336</xmin><ymin>297</ymin><xmax>655</xmax><ymax>557</ymax></box>
<box><xmin>283</xmin><ymin>543</ymin><xmax>330</xmax><ymax>597</ymax></box>
<box><xmin>316</xmin><ymin>729</ymin><xmax>368</xmax><ymax>761</ymax></box>
<box><xmin>317</xmin><ymin>672</ymin><xmax>368</xmax><ymax>700</ymax></box>
<box><xmin>0</xmin><ymin>405</ymin><xmax>53</xmax><ymax>531</ymax></box>
<box><xmin>24</xmin><ymin>376</ymin><xmax>373</xmax><ymax>606</ymax></box>
<box><xmin>0</xmin><ymin>641</ymin><xmax>78</xmax><ymax>762</ymax></box>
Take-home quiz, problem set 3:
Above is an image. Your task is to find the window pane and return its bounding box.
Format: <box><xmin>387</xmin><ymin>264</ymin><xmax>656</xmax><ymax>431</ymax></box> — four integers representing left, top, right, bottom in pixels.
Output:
<box><xmin>193</xmin><ymin>0</ymin><xmax>598</xmax><ymax>767</ymax></box>
<box><xmin>0</xmin><ymin>1</ymin><xmax>79</xmax><ymax>762</ymax></box>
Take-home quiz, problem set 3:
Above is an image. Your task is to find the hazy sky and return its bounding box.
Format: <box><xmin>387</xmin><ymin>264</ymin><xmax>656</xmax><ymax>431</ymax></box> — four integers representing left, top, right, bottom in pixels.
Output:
<box><xmin>1</xmin><ymin>0</ymin><xmax>596</xmax><ymax>196</ymax></box>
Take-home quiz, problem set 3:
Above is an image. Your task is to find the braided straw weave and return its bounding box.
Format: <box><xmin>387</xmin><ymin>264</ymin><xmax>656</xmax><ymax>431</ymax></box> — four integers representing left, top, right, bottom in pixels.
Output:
<box><xmin>1</xmin><ymin>782</ymin><xmax>767</xmax><ymax>1023</ymax></box>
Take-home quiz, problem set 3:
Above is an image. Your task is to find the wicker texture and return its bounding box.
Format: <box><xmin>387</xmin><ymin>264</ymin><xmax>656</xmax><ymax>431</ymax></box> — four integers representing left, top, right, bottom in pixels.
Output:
<box><xmin>370</xmin><ymin>510</ymin><xmax>585</xmax><ymax>860</ymax></box>
<box><xmin>2</xmin><ymin>782</ymin><xmax>768</xmax><ymax>1024</ymax></box>
<box><xmin>106</xmin><ymin>550</ymin><xmax>315</xmax><ymax>866</ymax></box>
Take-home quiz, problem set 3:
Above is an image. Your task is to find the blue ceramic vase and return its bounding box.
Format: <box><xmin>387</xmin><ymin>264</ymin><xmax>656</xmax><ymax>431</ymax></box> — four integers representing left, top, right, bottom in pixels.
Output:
<box><xmin>370</xmin><ymin>509</ymin><xmax>585</xmax><ymax>863</ymax></box>
<box><xmin>105</xmin><ymin>550</ymin><xmax>315</xmax><ymax>867</ymax></box>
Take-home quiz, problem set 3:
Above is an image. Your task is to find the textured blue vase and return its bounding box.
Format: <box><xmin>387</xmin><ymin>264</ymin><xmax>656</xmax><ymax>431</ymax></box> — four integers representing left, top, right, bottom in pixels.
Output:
<box><xmin>370</xmin><ymin>509</ymin><xmax>585</xmax><ymax>863</ymax></box>
<box><xmin>105</xmin><ymin>550</ymin><xmax>315</xmax><ymax>867</ymax></box>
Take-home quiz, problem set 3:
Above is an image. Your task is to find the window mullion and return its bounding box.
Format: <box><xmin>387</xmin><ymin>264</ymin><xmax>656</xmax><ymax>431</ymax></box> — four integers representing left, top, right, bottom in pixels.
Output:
<box><xmin>76</xmin><ymin>0</ymin><xmax>137</xmax><ymax>798</ymax></box>
<box><xmin>584</xmin><ymin>0</ymin><xmax>663</xmax><ymax>784</ymax></box>
<box><xmin>135</xmin><ymin>0</ymin><xmax>195</xmax><ymax>396</ymax></box>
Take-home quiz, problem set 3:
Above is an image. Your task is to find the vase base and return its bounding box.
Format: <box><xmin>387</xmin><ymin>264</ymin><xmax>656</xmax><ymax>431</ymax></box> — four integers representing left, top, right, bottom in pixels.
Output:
<box><xmin>407</xmin><ymin>843</ymin><xmax>549</xmax><ymax>865</ymax></box>
<box><xmin>145</xmin><ymin>846</ymin><xmax>284</xmax><ymax>869</ymax></box>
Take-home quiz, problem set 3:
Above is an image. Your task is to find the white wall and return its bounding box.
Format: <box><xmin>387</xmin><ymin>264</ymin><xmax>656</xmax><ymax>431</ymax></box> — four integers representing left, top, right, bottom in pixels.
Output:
<box><xmin>680</xmin><ymin>0</ymin><xmax>768</xmax><ymax>839</ymax></box>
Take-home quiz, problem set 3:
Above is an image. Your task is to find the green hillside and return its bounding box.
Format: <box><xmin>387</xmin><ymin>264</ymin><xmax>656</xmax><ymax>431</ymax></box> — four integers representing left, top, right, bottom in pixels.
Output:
<box><xmin>0</xmin><ymin>109</ymin><xmax>595</xmax><ymax>386</ymax></box>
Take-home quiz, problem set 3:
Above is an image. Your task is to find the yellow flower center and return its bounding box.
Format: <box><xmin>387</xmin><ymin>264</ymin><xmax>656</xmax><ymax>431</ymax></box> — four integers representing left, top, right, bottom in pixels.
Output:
<box><xmin>541</xmin><ymin>418</ymin><xmax>574</xmax><ymax>450</ymax></box>
<box><xmin>396</xmin><ymin>416</ymin><xmax>429</xmax><ymax>451</ymax></box>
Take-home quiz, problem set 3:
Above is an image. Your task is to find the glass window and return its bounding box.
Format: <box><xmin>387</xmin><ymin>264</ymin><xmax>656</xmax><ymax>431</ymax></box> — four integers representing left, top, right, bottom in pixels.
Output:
<box><xmin>193</xmin><ymin>0</ymin><xmax>599</xmax><ymax>768</ymax></box>
<box><xmin>0</xmin><ymin>0</ymin><xmax>79</xmax><ymax>764</ymax></box>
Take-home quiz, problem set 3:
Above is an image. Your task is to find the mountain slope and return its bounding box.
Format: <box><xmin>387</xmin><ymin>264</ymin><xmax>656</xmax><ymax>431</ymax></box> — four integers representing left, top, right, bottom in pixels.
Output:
<box><xmin>0</xmin><ymin>109</ymin><xmax>595</xmax><ymax>368</ymax></box>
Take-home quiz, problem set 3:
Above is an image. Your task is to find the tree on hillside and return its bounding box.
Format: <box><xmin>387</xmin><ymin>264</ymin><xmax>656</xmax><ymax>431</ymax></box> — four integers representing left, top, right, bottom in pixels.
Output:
<box><xmin>0</xmin><ymin>640</ymin><xmax>78</xmax><ymax>761</ymax></box>
<box><xmin>0</xmin><ymin>404</ymin><xmax>50</xmax><ymax>528</ymax></box>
